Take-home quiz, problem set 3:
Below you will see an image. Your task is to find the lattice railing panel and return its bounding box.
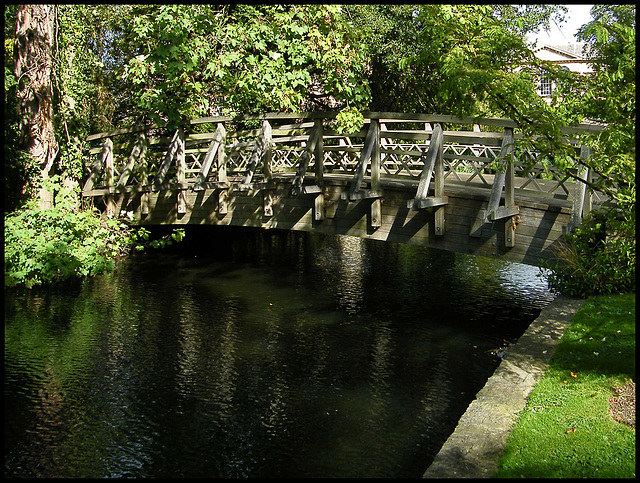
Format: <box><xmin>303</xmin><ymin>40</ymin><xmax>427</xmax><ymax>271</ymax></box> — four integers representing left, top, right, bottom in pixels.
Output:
<box><xmin>82</xmin><ymin>113</ymin><xmax>607</xmax><ymax>211</ymax></box>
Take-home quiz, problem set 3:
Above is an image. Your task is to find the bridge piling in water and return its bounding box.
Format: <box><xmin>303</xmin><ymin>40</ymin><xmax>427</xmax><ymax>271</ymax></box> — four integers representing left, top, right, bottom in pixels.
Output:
<box><xmin>81</xmin><ymin>111</ymin><xmax>607</xmax><ymax>266</ymax></box>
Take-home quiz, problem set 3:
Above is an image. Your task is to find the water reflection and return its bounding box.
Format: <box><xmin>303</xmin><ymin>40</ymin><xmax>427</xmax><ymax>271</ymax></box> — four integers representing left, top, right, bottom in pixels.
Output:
<box><xmin>5</xmin><ymin>227</ymin><xmax>553</xmax><ymax>478</ymax></box>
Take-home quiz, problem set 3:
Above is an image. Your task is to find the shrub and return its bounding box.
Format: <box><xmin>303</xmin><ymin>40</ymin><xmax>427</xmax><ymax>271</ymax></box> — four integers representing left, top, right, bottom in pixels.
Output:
<box><xmin>4</xmin><ymin>176</ymin><xmax>185</xmax><ymax>288</ymax></box>
<box><xmin>543</xmin><ymin>204</ymin><xmax>635</xmax><ymax>297</ymax></box>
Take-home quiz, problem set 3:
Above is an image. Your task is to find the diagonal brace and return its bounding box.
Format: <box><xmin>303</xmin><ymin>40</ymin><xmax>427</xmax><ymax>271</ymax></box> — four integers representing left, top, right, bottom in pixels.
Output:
<box><xmin>407</xmin><ymin>123</ymin><xmax>447</xmax><ymax>210</ymax></box>
<box><xmin>291</xmin><ymin>123</ymin><xmax>323</xmax><ymax>196</ymax></box>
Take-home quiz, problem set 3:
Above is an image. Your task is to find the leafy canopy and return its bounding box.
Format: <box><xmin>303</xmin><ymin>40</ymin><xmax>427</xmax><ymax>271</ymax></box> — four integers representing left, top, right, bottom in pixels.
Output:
<box><xmin>121</xmin><ymin>5</ymin><xmax>370</xmax><ymax>127</ymax></box>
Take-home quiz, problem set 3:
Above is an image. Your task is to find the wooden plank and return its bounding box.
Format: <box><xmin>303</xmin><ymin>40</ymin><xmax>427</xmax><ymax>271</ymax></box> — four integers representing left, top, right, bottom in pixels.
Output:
<box><xmin>192</xmin><ymin>181</ymin><xmax>231</xmax><ymax>191</ymax></box>
<box><xmin>342</xmin><ymin>189</ymin><xmax>384</xmax><ymax>200</ymax></box>
<box><xmin>85</xmin><ymin>123</ymin><xmax>157</xmax><ymax>142</ymax></box>
<box><xmin>363</xmin><ymin>111</ymin><xmax>520</xmax><ymax>128</ymax></box>
<box><xmin>489</xmin><ymin>205</ymin><xmax>520</xmax><ymax>220</ymax></box>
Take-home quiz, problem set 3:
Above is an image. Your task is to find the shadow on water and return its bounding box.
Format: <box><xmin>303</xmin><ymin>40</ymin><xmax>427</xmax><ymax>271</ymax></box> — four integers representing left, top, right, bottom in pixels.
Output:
<box><xmin>4</xmin><ymin>225</ymin><xmax>554</xmax><ymax>478</ymax></box>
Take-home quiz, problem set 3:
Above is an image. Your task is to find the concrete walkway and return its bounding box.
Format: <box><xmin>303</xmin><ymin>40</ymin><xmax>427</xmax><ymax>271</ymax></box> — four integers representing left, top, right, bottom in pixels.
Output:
<box><xmin>423</xmin><ymin>295</ymin><xmax>586</xmax><ymax>478</ymax></box>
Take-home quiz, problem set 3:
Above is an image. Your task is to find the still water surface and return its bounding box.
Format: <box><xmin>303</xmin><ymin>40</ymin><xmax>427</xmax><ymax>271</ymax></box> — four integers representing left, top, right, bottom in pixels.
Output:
<box><xmin>5</xmin><ymin>227</ymin><xmax>554</xmax><ymax>478</ymax></box>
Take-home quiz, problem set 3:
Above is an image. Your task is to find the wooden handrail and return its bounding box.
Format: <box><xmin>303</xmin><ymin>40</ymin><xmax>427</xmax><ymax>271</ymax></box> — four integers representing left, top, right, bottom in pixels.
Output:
<box><xmin>84</xmin><ymin>112</ymin><xmax>606</xmax><ymax>142</ymax></box>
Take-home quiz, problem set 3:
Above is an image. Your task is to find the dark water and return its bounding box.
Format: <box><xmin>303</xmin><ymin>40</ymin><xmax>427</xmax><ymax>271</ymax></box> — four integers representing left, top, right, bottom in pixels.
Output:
<box><xmin>4</xmin><ymin>226</ymin><xmax>554</xmax><ymax>478</ymax></box>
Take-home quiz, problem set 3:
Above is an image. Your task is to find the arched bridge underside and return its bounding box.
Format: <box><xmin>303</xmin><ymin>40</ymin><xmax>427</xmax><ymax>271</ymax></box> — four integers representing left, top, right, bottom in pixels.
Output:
<box><xmin>82</xmin><ymin>112</ymin><xmax>607</xmax><ymax>267</ymax></box>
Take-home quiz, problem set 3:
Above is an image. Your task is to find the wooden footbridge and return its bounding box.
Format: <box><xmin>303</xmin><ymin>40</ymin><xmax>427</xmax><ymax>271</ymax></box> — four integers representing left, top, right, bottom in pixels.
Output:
<box><xmin>82</xmin><ymin>111</ymin><xmax>607</xmax><ymax>266</ymax></box>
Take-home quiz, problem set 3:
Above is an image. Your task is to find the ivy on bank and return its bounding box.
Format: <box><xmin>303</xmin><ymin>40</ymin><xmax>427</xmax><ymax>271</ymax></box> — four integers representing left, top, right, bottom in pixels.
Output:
<box><xmin>4</xmin><ymin>176</ymin><xmax>184</xmax><ymax>288</ymax></box>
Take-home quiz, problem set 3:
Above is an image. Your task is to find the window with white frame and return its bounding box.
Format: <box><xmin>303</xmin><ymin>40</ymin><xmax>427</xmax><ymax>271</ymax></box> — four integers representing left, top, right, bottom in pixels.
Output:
<box><xmin>540</xmin><ymin>71</ymin><xmax>553</xmax><ymax>96</ymax></box>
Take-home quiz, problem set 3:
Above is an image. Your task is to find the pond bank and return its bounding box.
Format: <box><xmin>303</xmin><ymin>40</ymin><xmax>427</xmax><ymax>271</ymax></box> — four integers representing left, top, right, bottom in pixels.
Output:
<box><xmin>422</xmin><ymin>294</ymin><xmax>586</xmax><ymax>478</ymax></box>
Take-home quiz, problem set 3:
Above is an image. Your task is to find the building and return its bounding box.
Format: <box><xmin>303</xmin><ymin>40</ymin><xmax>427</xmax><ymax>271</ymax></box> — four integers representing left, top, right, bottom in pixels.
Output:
<box><xmin>532</xmin><ymin>43</ymin><xmax>593</xmax><ymax>100</ymax></box>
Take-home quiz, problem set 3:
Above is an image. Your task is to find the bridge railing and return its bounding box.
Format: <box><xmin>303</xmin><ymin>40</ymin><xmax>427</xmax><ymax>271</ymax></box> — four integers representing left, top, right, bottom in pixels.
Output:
<box><xmin>82</xmin><ymin>111</ymin><xmax>606</xmax><ymax>231</ymax></box>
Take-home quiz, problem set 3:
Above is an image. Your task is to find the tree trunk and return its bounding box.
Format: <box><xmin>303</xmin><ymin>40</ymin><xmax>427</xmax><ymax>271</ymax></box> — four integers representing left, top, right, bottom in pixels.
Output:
<box><xmin>14</xmin><ymin>5</ymin><xmax>59</xmax><ymax>209</ymax></box>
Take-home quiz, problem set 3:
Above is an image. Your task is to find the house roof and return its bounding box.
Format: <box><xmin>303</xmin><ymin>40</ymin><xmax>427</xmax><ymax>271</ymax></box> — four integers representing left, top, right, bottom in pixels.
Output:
<box><xmin>533</xmin><ymin>43</ymin><xmax>586</xmax><ymax>60</ymax></box>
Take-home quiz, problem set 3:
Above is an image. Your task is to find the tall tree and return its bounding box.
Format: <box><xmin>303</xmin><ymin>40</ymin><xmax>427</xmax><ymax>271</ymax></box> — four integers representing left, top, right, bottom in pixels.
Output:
<box><xmin>14</xmin><ymin>4</ymin><xmax>59</xmax><ymax>208</ymax></box>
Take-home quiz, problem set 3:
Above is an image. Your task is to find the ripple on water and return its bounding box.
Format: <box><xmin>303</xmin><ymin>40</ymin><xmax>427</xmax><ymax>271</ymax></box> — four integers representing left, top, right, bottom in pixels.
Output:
<box><xmin>4</xmin><ymin>229</ymin><xmax>553</xmax><ymax>478</ymax></box>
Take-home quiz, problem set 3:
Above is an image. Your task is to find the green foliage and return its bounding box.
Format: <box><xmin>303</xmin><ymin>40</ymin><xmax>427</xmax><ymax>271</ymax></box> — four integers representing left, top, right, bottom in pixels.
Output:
<box><xmin>344</xmin><ymin>4</ymin><xmax>565</xmax><ymax>114</ymax></box>
<box><xmin>541</xmin><ymin>5</ymin><xmax>635</xmax><ymax>297</ymax></box>
<box><xmin>496</xmin><ymin>294</ymin><xmax>635</xmax><ymax>478</ymax></box>
<box><xmin>543</xmin><ymin>207</ymin><xmax>635</xmax><ymax>297</ymax></box>
<box><xmin>334</xmin><ymin>106</ymin><xmax>365</xmax><ymax>135</ymax></box>
<box><xmin>121</xmin><ymin>5</ymin><xmax>370</xmax><ymax>126</ymax></box>
<box><xmin>4</xmin><ymin>176</ymin><xmax>185</xmax><ymax>288</ymax></box>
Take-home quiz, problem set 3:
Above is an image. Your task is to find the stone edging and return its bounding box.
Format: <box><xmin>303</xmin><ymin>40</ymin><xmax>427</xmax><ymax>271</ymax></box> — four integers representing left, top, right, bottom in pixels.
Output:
<box><xmin>423</xmin><ymin>295</ymin><xmax>586</xmax><ymax>478</ymax></box>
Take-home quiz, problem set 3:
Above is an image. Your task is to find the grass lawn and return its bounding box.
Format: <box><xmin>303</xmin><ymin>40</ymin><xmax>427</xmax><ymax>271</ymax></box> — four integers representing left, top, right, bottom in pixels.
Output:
<box><xmin>494</xmin><ymin>293</ymin><xmax>635</xmax><ymax>479</ymax></box>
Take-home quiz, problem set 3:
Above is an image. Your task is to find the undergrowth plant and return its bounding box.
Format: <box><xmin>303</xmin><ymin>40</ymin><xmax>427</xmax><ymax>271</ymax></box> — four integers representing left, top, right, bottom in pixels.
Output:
<box><xmin>542</xmin><ymin>202</ymin><xmax>635</xmax><ymax>297</ymax></box>
<box><xmin>4</xmin><ymin>175</ymin><xmax>184</xmax><ymax>288</ymax></box>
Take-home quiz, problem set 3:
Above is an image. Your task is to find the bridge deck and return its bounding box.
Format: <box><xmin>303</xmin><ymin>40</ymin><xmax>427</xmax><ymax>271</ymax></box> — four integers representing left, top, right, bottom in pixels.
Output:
<box><xmin>122</xmin><ymin>172</ymin><xmax>574</xmax><ymax>267</ymax></box>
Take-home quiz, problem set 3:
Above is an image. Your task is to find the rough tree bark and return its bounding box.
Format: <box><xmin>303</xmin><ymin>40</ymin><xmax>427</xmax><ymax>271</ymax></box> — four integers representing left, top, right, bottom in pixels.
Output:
<box><xmin>14</xmin><ymin>4</ymin><xmax>59</xmax><ymax>208</ymax></box>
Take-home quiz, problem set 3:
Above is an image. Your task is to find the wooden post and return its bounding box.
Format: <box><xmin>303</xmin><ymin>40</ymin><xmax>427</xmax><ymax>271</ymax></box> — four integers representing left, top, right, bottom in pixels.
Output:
<box><xmin>410</xmin><ymin>124</ymin><xmax>443</xmax><ymax>205</ymax></box>
<box><xmin>406</xmin><ymin>123</ymin><xmax>447</xmax><ymax>212</ymax></box>
<box><xmin>504</xmin><ymin>133</ymin><xmax>516</xmax><ymax>247</ymax></box>
<box><xmin>434</xmin><ymin>126</ymin><xmax>445</xmax><ymax>235</ymax></box>
<box><xmin>314</xmin><ymin>119</ymin><xmax>324</xmax><ymax>187</ymax></box>
<box><xmin>218</xmin><ymin>123</ymin><xmax>228</xmax><ymax>215</ymax></box>
<box><xmin>137</xmin><ymin>136</ymin><xmax>149</xmax><ymax>216</ymax></box>
<box><xmin>262</xmin><ymin>120</ymin><xmax>274</xmax><ymax>217</ymax></box>
<box><xmin>470</xmin><ymin>126</ymin><xmax>518</xmax><ymax>239</ymax></box>
<box><xmin>370</xmin><ymin>118</ymin><xmax>382</xmax><ymax>228</ymax></box>
<box><xmin>176</xmin><ymin>128</ymin><xmax>186</xmax><ymax>214</ymax></box>
<box><xmin>314</xmin><ymin>119</ymin><xmax>325</xmax><ymax>221</ymax></box>
<box><xmin>262</xmin><ymin>120</ymin><xmax>273</xmax><ymax>184</ymax></box>
<box><xmin>105</xmin><ymin>138</ymin><xmax>115</xmax><ymax>216</ymax></box>
<box><xmin>569</xmin><ymin>145</ymin><xmax>592</xmax><ymax>232</ymax></box>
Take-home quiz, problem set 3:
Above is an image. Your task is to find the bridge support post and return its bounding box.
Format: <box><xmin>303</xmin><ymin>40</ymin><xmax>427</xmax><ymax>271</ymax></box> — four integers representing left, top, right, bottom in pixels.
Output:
<box><xmin>105</xmin><ymin>138</ymin><xmax>115</xmax><ymax>217</ymax></box>
<box><xmin>176</xmin><ymin>128</ymin><xmax>187</xmax><ymax>214</ymax></box>
<box><xmin>469</xmin><ymin>127</ymin><xmax>519</xmax><ymax>246</ymax></box>
<box><xmin>434</xmin><ymin>129</ymin><xmax>445</xmax><ymax>235</ymax></box>
<box><xmin>371</xmin><ymin>118</ymin><xmax>382</xmax><ymax>228</ymax></box>
<box><xmin>314</xmin><ymin>193</ymin><xmax>325</xmax><ymax>221</ymax></box>
<box><xmin>504</xmin><ymin>150</ymin><xmax>516</xmax><ymax>247</ymax></box>
<box><xmin>314</xmin><ymin>119</ymin><xmax>325</xmax><ymax>221</ymax></box>
<box><xmin>263</xmin><ymin>191</ymin><xmax>274</xmax><ymax>217</ymax></box>
<box><xmin>218</xmin><ymin>126</ymin><xmax>229</xmax><ymax>215</ymax></box>
<box><xmin>567</xmin><ymin>145</ymin><xmax>592</xmax><ymax>233</ymax></box>
<box><xmin>407</xmin><ymin>123</ymin><xmax>447</xmax><ymax>235</ymax></box>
